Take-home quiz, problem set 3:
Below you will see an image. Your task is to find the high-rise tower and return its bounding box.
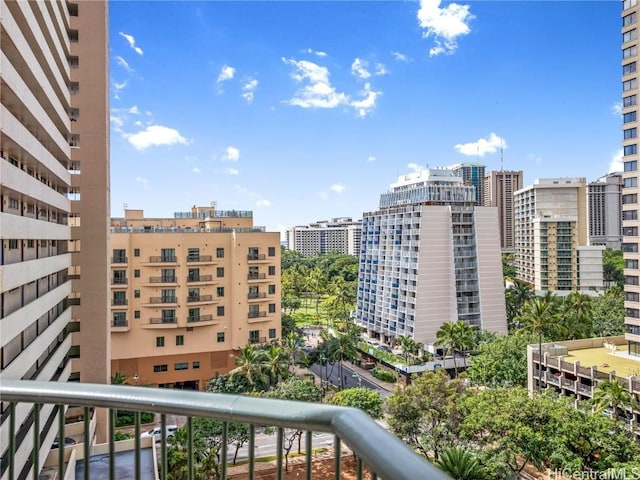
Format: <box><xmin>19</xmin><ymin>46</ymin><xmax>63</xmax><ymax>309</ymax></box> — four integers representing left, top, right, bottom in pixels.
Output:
<box><xmin>483</xmin><ymin>170</ymin><xmax>523</xmax><ymax>252</ymax></box>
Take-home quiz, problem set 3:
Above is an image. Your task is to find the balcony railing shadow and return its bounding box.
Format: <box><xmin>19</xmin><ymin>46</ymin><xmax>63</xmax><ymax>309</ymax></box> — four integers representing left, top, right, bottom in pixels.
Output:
<box><xmin>0</xmin><ymin>380</ymin><xmax>449</xmax><ymax>480</ymax></box>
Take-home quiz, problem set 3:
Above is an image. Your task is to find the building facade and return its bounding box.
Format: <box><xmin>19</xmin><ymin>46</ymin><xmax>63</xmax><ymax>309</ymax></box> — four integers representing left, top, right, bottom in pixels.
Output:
<box><xmin>622</xmin><ymin>0</ymin><xmax>640</xmax><ymax>356</ymax></box>
<box><xmin>286</xmin><ymin>217</ymin><xmax>362</xmax><ymax>257</ymax></box>
<box><xmin>514</xmin><ymin>178</ymin><xmax>605</xmax><ymax>294</ymax></box>
<box><xmin>483</xmin><ymin>170</ymin><xmax>523</xmax><ymax>252</ymax></box>
<box><xmin>587</xmin><ymin>172</ymin><xmax>623</xmax><ymax>250</ymax></box>
<box><xmin>450</xmin><ymin>162</ymin><xmax>486</xmax><ymax>205</ymax></box>
<box><xmin>355</xmin><ymin>169</ymin><xmax>507</xmax><ymax>348</ymax></box>
<box><xmin>109</xmin><ymin>206</ymin><xmax>281</xmax><ymax>390</ymax></box>
<box><xmin>1</xmin><ymin>0</ymin><xmax>110</xmax><ymax>475</ymax></box>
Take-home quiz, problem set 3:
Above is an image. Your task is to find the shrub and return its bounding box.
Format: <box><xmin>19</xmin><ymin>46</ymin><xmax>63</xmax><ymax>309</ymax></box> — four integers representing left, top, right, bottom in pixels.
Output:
<box><xmin>115</xmin><ymin>410</ymin><xmax>154</xmax><ymax>427</ymax></box>
<box><xmin>372</xmin><ymin>367</ymin><xmax>397</xmax><ymax>382</ymax></box>
<box><xmin>113</xmin><ymin>430</ymin><xmax>134</xmax><ymax>441</ymax></box>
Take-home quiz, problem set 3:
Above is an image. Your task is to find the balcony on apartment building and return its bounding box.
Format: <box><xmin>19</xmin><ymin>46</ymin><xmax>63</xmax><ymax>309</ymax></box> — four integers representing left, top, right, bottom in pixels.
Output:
<box><xmin>248</xmin><ymin>292</ymin><xmax>267</xmax><ymax>300</ymax></box>
<box><xmin>186</xmin><ymin>255</ymin><xmax>213</xmax><ymax>263</ymax></box>
<box><xmin>248</xmin><ymin>311</ymin><xmax>267</xmax><ymax>319</ymax></box>
<box><xmin>149</xmin><ymin>276</ymin><xmax>177</xmax><ymax>284</ymax></box>
<box><xmin>247</xmin><ymin>273</ymin><xmax>267</xmax><ymax>280</ymax></box>
<box><xmin>0</xmin><ymin>380</ymin><xmax>445</xmax><ymax>480</ymax></box>
<box><xmin>247</xmin><ymin>253</ymin><xmax>266</xmax><ymax>261</ymax></box>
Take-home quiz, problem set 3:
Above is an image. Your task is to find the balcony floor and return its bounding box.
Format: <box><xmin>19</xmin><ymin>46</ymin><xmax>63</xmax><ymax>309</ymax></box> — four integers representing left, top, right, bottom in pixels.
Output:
<box><xmin>75</xmin><ymin>447</ymin><xmax>155</xmax><ymax>480</ymax></box>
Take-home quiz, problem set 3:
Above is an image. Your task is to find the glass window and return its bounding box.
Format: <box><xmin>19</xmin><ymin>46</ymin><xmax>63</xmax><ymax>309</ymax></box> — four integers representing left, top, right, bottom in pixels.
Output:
<box><xmin>176</xmin><ymin>335</ymin><xmax>184</xmax><ymax>346</ymax></box>
<box><xmin>188</xmin><ymin>268</ymin><xmax>200</xmax><ymax>281</ymax></box>
<box><xmin>216</xmin><ymin>287</ymin><xmax>224</xmax><ymax>297</ymax></box>
<box><xmin>161</xmin><ymin>248</ymin><xmax>176</xmax><ymax>262</ymax></box>
<box><xmin>624</xmin><ymin>12</ymin><xmax>637</xmax><ymax>27</ymax></box>
<box><xmin>134</xmin><ymin>310</ymin><xmax>140</xmax><ymax>319</ymax></box>
<box><xmin>216</xmin><ymin>247</ymin><xmax>224</xmax><ymax>258</ymax></box>
<box><xmin>623</xmin><ymin>193</ymin><xmax>638</xmax><ymax>204</ymax></box>
<box><xmin>134</xmin><ymin>248</ymin><xmax>140</xmax><ymax>257</ymax></box>
<box><xmin>623</xmin><ymin>209</ymin><xmax>638</xmax><ymax>220</ymax></box>
<box><xmin>193</xmin><ymin>361</ymin><xmax>200</xmax><ymax>369</ymax></box>
<box><xmin>161</xmin><ymin>268</ymin><xmax>175</xmax><ymax>282</ymax></box>
<box><xmin>624</xmin><ymin>0</ymin><xmax>638</xmax><ymax>11</ymax></box>
<box><xmin>623</xmin><ymin>78</ymin><xmax>637</xmax><ymax>91</ymax></box>
<box><xmin>188</xmin><ymin>308</ymin><xmax>200</xmax><ymax>321</ymax></box>
<box><xmin>624</xmin><ymin>160</ymin><xmax>638</xmax><ymax>171</ymax></box>
<box><xmin>624</xmin><ymin>177</ymin><xmax>638</xmax><ymax>188</ymax></box>
<box><xmin>217</xmin><ymin>267</ymin><xmax>224</xmax><ymax>278</ymax></box>
<box><xmin>623</xmin><ymin>29</ymin><xmax>637</xmax><ymax>43</ymax></box>
<box><xmin>268</xmin><ymin>266</ymin><xmax>276</xmax><ymax>275</ymax></box>
<box><xmin>217</xmin><ymin>332</ymin><xmax>225</xmax><ymax>342</ymax></box>
<box><xmin>624</xmin><ymin>144</ymin><xmax>637</xmax><ymax>156</ymax></box>
<box><xmin>134</xmin><ymin>289</ymin><xmax>140</xmax><ymax>298</ymax></box>
<box><xmin>156</xmin><ymin>336</ymin><xmax>164</xmax><ymax>347</ymax></box>
<box><xmin>624</xmin><ymin>45</ymin><xmax>638</xmax><ymax>59</ymax></box>
<box><xmin>269</xmin><ymin>328</ymin><xmax>276</xmax><ymax>339</ymax></box>
<box><xmin>624</xmin><ymin>127</ymin><xmax>637</xmax><ymax>139</ymax></box>
<box><xmin>217</xmin><ymin>306</ymin><xmax>225</xmax><ymax>316</ymax></box>
<box><xmin>268</xmin><ymin>284</ymin><xmax>276</xmax><ymax>295</ymax></box>
<box><xmin>174</xmin><ymin>362</ymin><xmax>188</xmax><ymax>371</ymax></box>
<box><xmin>624</xmin><ymin>62</ymin><xmax>637</xmax><ymax>76</ymax></box>
<box><xmin>269</xmin><ymin>303</ymin><xmax>276</xmax><ymax>313</ymax></box>
<box><xmin>268</xmin><ymin>246</ymin><xmax>276</xmax><ymax>257</ymax></box>
<box><xmin>624</xmin><ymin>94</ymin><xmax>637</xmax><ymax>107</ymax></box>
<box><xmin>134</xmin><ymin>269</ymin><xmax>140</xmax><ymax>278</ymax></box>
<box><xmin>187</xmin><ymin>248</ymin><xmax>200</xmax><ymax>261</ymax></box>
<box><xmin>153</xmin><ymin>364</ymin><xmax>168</xmax><ymax>373</ymax></box>
<box><xmin>624</xmin><ymin>111</ymin><xmax>637</xmax><ymax>123</ymax></box>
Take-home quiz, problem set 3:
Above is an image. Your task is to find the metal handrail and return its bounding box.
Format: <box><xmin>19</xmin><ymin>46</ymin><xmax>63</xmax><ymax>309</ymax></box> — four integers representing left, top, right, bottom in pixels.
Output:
<box><xmin>0</xmin><ymin>380</ymin><xmax>449</xmax><ymax>480</ymax></box>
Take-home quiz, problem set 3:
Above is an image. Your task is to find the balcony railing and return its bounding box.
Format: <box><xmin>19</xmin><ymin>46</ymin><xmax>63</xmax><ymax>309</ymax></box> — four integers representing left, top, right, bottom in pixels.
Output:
<box><xmin>248</xmin><ymin>292</ymin><xmax>267</xmax><ymax>299</ymax></box>
<box><xmin>111</xmin><ymin>298</ymin><xmax>128</xmax><ymax>306</ymax></box>
<box><xmin>248</xmin><ymin>311</ymin><xmax>267</xmax><ymax>319</ymax></box>
<box><xmin>187</xmin><ymin>255</ymin><xmax>213</xmax><ymax>263</ymax></box>
<box><xmin>111</xmin><ymin>256</ymin><xmax>127</xmax><ymax>264</ymax></box>
<box><xmin>0</xmin><ymin>380</ymin><xmax>444</xmax><ymax>480</ymax></box>
<box><xmin>111</xmin><ymin>320</ymin><xmax>128</xmax><ymax>328</ymax></box>
<box><xmin>248</xmin><ymin>336</ymin><xmax>268</xmax><ymax>344</ymax></box>
<box><xmin>111</xmin><ymin>277</ymin><xmax>128</xmax><ymax>285</ymax></box>
<box><xmin>248</xmin><ymin>273</ymin><xmax>266</xmax><ymax>280</ymax></box>
<box><xmin>247</xmin><ymin>254</ymin><xmax>266</xmax><ymax>261</ymax></box>
<box><xmin>149</xmin><ymin>317</ymin><xmax>177</xmax><ymax>324</ymax></box>
<box><xmin>150</xmin><ymin>297</ymin><xmax>178</xmax><ymax>304</ymax></box>
<box><xmin>148</xmin><ymin>256</ymin><xmax>177</xmax><ymax>263</ymax></box>
<box><xmin>187</xmin><ymin>275</ymin><xmax>212</xmax><ymax>283</ymax></box>
<box><xmin>187</xmin><ymin>295</ymin><xmax>213</xmax><ymax>303</ymax></box>
<box><xmin>149</xmin><ymin>276</ymin><xmax>177</xmax><ymax>283</ymax></box>
<box><xmin>187</xmin><ymin>314</ymin><xmax>213</xmax><ymax>323</ymax></box>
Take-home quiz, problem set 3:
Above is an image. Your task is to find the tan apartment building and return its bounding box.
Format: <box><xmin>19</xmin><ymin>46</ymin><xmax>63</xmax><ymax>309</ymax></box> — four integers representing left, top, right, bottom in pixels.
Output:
<box><xmin>109</xmin><ymin>206</ymin><xmax>281</xmax><ymax>390</ymax></box>
<box><xmin>514</xmin><ymin>178</ymin><xmax>605</xmax><ymax>295</ymax></box>
<box><xmin>622</xmin><ymin>0</ymin><xmax>640</xmax><ymax>357</ymax></box>
<box><xmin>286</xmin><ymin>217</ymin><xmax>362</xmax><ymax>257</ymax></box>
<box><xmin>483</xmin><ymin>170</ymin><xmax>523</xmax><ymax>252</ymax></box>
<box><xmin>587</xmin><ymin>172</ymin><xmax>623</xmax><ymax>250</ymax></box>
<box><xmin>1</xmin><ymin>0</ymin><xmax>110</xmax><ymax>477</ymax></box>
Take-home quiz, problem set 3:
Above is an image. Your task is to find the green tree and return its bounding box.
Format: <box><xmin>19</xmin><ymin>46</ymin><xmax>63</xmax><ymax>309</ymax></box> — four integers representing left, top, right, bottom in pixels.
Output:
<box><xmin>591</xmin><ymin>379</ymin><xmax>636</xmax><ymax>422</ymax></box>
<box><xmin>329</xmin><ymin>387</ymin><xmax>382</xmax><ymax>419</ymax></box>
<box><xmin>281</xmin><ymin>246</ymin><xmax>305</xmax><ymax>272</ymax></box>
<box><xmin>466</xmin><ymin>332</ymin><xmax>537</xmax><ymax>388</ymax></box>
<box><xmin>603</xmin><ymin>249</ymin><xmax>624</xmax><ymax>288</ymax></box>
<box><xmin>264</xmin><ymin>344</ymin><xmax>290</xmax><ymax>386</ymax></box>
<box><xmin>502</xmin><ymin>253</ymin><xmax>518</xmax><ymax>281</ymax></box>
<box><xmin>557</xmin><ymin>291</ymin><xmax>593</xmax><ymax>340</ymax></box>
<box><xmin>325</xmin><ymin>328</ymin><xmax>359</xmax><ymax>389</ymax></box>
<box><xmin>110</xmin><ymin>371</ymin><xmax>129</xmax><ymax>385</ymax></box>
<box><xmin>505</xmin><ymin>280</ymin><xmax>534</xmax><ymax>330</ymax></box>
<box><xmin>592</xmin><ymin>286</ymin><xmax>625</xmax><ymax>337</ymax></box>
<box><xmin>395</xmin><ymin>335</ymin><xmax>418</xmax><ymax>364</ymax></box>
<box><xmin>436</xmin><ymin>446</ymin><xmax>487</xmax><ymax>480</ymax></box>
<box><xmin>386</xmin><ymin>369</ymin><xmax>465</xmax><ymax>460</ymax></box>
<box><xmin>229</xmin><ymin>345</ymin><xmax>269</xmax><ymax>389</ymax></box>
<box><xmin>434</xmin><ymin>320</ymin><xmax>474</xmax><ymax>376</ymax></box>
<box><xmin>206</xmin><ymin>373</ymin><xmax>251</xmax><ymax>394</ymax></box>
<box><xmin>308</xmin><ymin>266</ymin><xmax>327</xmax><ymax>315</ymax></box>
<box><xmin>516</xmin><ymin>291</ymin><xmax>559</xmax><ymax>390</ymax></box>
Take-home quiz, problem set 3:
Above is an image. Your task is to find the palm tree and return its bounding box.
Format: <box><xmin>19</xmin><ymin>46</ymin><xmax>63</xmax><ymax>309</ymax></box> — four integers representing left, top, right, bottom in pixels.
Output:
<box><xmin>308</xmin><ymin>267</ymin><xmax>327</xmax><ymax>316</ymax></box>
<box><xmin>436</xmin><ymin>446</ymin><xmax>486</xmax><ymax>480</ymax></box>
<box><xmin>454</xmin><ymin>321</ymin><xmax>475</xmax><ymax>369</ymax></box>
<box><xmin>396</xmin><ymin>335</ymin><xmax>417</xmax><ymax>364</ymax></box>
<box><xmin>282</xmin><ymin>332</ymin><xmax>303</xmax><ymax>371</ymax></box>
<box><xmin>435</xmin><ymin>320</ymin><xmax>472</xmax><ymax>376</ymax></box>
<box><xmin>264</xmin><ymin>345</ymin><xmax>290</xmax><ymax>386</ymax></box>
<box><xmin>560</xmin><ymin>291</ymin><xmax>593</xmax><ymax>340</ymax></box>
<box><xmin>592</xmin><ymin>379</ymin><xmax>635</xmax><ymax>422</ymax></box>
<box><xmin>326</xmin><ymin>330</ymin><xmax>358</xmax><ymax>390</ymax></box>
<box><xmin>505</xmin><ymin>280</ymin><xmax>534</xmax><ymax>329</ymax></box>
<box><xmin>229</xmin><ymin>345</ymin><xmax>268</xmax><ymax>388</ymax></box>
<box><xmin>111</xmin><ymin>371</ymin><xmax>129</xmax><ymax>385</ymax></box>
<box><xmin>516</xmin><ymin>291</ymin><xmax>559</xmax><ymax>391</ymax></box>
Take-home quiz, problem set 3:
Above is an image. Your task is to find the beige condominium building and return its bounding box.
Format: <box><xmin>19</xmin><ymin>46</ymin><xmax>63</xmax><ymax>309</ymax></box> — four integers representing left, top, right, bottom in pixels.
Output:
<box><xmin>514</xmin><ymin>178</ymin><xmax>605</xmax><ymax>295</ymax></box>
<box><xmin>622</xmin><ymin>0</ymin><xmax>640</xmax><ymax>357</ymax></box>
<box><xmin>286</xmin><ymin>217</ymin><xmax>362</xmax><ymax>257</ymax></box>
<box><xmin>1</xmin><ymin>0</ymin><xmax>111</xmax><ymax>476</ymax></box>
<box><xmin>587</xmin><ymin>172</ymin><xmax>623</xmax><ymax>250</ymax></box>
<box><xmin>109</xmin><ymin>206</ymin><xmax>281</xmax><ymax>390</ymax></box>
<box><xmin>483</xmin><ymin>170</ymin><xmax>523</xmax><ymax>252</ymax></box>
<box><xmin>355</xmin><ymin>168</ymin><xmax>507</xmax><ymax>349</ymax></box>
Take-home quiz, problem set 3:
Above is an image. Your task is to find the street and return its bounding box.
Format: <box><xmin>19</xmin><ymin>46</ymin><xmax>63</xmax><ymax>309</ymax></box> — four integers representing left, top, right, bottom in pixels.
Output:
<box><xmin>229</xmin><ymin>431</ymin><xmax>338</xmax><ymax>462</ymax></box>
<box><xmin>309</xmin><ymin>361</ymin><xmax>390</xmax><ymax>397</ymax></box>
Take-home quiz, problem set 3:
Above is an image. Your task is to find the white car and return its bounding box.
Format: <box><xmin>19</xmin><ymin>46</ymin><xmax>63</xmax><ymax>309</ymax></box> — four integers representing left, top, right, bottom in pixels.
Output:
<box><xmin>140</xmin><ymin>424</ymin><xmax>178</xmax><ymax>442</ymax></box>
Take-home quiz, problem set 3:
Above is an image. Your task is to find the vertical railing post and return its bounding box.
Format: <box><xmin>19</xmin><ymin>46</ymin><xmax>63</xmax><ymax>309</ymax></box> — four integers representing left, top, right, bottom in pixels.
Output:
<box><xmin>84</xmin><ymin>407</ymin><xmax>90</xmax><ymax>480</ymax></box>
<box><xmin>248</xmin><ymin>424</ymin><xmax>255</xmax><ymax>480</ymax></box>
<box><xmin>276</xmin><ymin>427</ymin><xmax>284</xmax><ymax>480</ymax></box>
<box><xmin>187</xmin><ymin>417</ymin><xmax>194</xmax><ymax>480</ymax></box>
<box><xmin>58</xmin><ymin>405</ymin><xmax>65</xmax><ymax>480</ymax></box>
<box><xmin>305</xmin><ymin>431</ymin><xmax>312</xmax><ymax>480</ymax></box>
<box><xmin>109</xmin><ymin>408</ymin><xmax>116</xmax><ymax>480</ymax></box>
<box><xmin>221</xmin><ymin>421</ymin><xmax>228</xmax><ymax>480</ymax></box>
<box><xmin>32</xmin><ymin>404</ymin><xmax>40</xmax><ymax>480</ymax></box>
<box><xmin>9</xmin><ymin>402</ymin><xmax>15</xmax><ymax>480</ymax></box>
<box><xmin>160</xmin><ymin>414</ymin><xmax>168</xmax><ymax>480</ymax></box>
<box><xmin>334</xmin><ymin>436</ymin><xmax>341</xmax><ymax>480</ymax></box>
<box><xmin>134</xmin><ymin>411</ymin><xmax>141</xmax><ymax>480</ymax></box>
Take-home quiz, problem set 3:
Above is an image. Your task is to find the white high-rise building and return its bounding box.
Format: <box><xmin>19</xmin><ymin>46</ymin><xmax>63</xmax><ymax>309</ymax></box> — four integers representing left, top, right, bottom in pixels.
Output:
<box><xmin>286</xmin><ymin>218</ymin><xmax>362</xmax><ymax>257</ymax></box>
<box><xmin>514</xmin><ymin>178</ymin><xmax>605</xmax><ymax>294</ymax></box>
<box><xmin>587</xmin><ymin>172</ymin><xmax>623</xmax><ymax>250</ymax></box>
<box><xmin>355</xmin><ymin>169</ymin><xmax>507</xmax><ymax>348</ymax></box>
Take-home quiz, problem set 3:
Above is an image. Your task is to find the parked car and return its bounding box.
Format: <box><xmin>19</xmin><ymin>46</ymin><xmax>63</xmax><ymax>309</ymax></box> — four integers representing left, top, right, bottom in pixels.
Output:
<box><xmin>377</xmin><ymin>345</ymin><xmax>393</xmax><ymax>353</ymax></box>
<box><xmin>140</xmin><ymin>424</ymin><xmax>178</xmax><ymax>442</ymax></box>
<box><xmin>52</xmin><ymin>437</ymin><xmax>77</xmax><ymax>449</ymax></box>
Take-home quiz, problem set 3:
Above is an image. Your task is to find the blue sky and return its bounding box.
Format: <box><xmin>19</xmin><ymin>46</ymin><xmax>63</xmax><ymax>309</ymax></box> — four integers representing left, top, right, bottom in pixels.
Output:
<box><xmin>109</xmin><ymin>0</ymin><xmax>622</xmax><ymax>234</ymax></box>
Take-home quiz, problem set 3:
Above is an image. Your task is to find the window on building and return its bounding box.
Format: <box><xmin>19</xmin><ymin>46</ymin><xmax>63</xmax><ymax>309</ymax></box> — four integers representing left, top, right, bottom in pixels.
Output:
<box><xmin>623</xmin><ymin>78</ymin><xmax>637</xmax><ymax>91</ymax></box>
<box><xmin>27</xmin><ymin>239</ymin><xmax>34</xmax><ymax>248</ymax></box>
<box><xmin>134</xmin><ymin>289</ymin><xmax>140</xmax><ymax>298</ymax></box>
<box><xmin>174</xmin><ymin>362</ymin><xmax>188</xmax><ymax>371</ymax></box>
<box><xmin>188</xmin><ymin>248</ymin><xmax>200</xmax><ymax>261</ymax></box>
<box><xmin>134</xmin><ymin>248</ymin><xmax>140</xmax><ymax>257</ymax></box>
<box><xmin>188</xmin><ymin>268</ymin><xmax>200</xmax><ymax>281</ymax></box>
<box><xmin>249</xmin><ymin>330</ymin><xmax>260</xmax><ymax>343</ymax></box>
<box><xmin>624</xmin><ymin>177</ymin><xmax>638</xmax><ymax>188</ymax></box>
<box><xmin>134</xmin><ymin>310</ymin><xmax>140</xmax><ymax>319</ymax></box>
<box><xmin>624</xmin><ymin>111</ymin><xmax>637</xmax><ymax>123</ymax></box>
<box><xmin>249</xmin><ymin>266</ymin><xmax>259</xmax><ymax>278</ymax></box>
<box><xmin>624</xmin><ymin>62</ymin><xmax>637</xmax><ymax>76</ymax></box>
<box><xmin>248</xmin><ymin>247</ymin><xmax>259</xmax><ymax>260</ymax></box>
<box><xmin>625</xmin><ymin>160</ymin><xmax>638</xmax><ymax>171</ymax></box>
<box><xmin>624</xmin><ymin>45</ymin><xmax>638</xmax><ymax>60</ymax></box>
<box><xmin>162</xmin><ymin>310</ymin><xmax>176</xmax><ymax>323</ymax></box>
<box><xmin>161</xmin><ymin>248</ymin><xmax>176</xmax><ymax>262</ymax></box>
<box><xmin>217</xmin><ymin>267</ymin><xmax>224</xmax><ymax>278</ymax></box>
<box><xmin>188</xmin><ymin>288</ymin><xmax>200</xmax><ymax>302</ymax></box>
<box><xmin>624</xmin><ymin>226</ymin><xmax>639</xmax><ymax>236</ymax></box>
<box><xmin>268</xmin><ymin>266</ymin><xmax>276</xmax><ymax>276</ymax></box>
<box><xmin>268</xmin><ymin>246</ymin><xmax>276</xmax><ymax>257</ymax></box>
<box><xmin>113</xmin><ymin>312</ymin><xmax>127</xmax><ymax>326</ymax></box>
<box><xmin>162</xmin><ymin>289</ymin><xmax>176</xmax><ymax>302</ymax></box>
<box><xmin>624</xmin><ymin>94</ymin><xmax>637</xmax><ymax>107</ymax></box>
<box><xmin>623</xmin><ymin>194</ymin><xmax>638</xmax><ymax>204</ymax></box>
<box><xmin>153</xmin><ymin>364</ymin><xmax>168</xmax><ymax>373</ymax></box>
<box><xmin>134</xmin><ymin>269</ymin><xmax>140</xmax><ymax>278</ymax></box>
<box><xmin>624</xmin><ymin>127</ymin><xmax>637</xmax><ymax>139</ymax></box>
<box><xmin>176</xmin><ymin>335</ymin><xmax>184</xmax><ymax>346</ymax></box>
<box><xmin>192</xmin><ymin>361</ymin><xmax>200</xmax><ymax>369</ymax></box>
<box><xmin>624</xmin><ymin>0</ymin><xmax>638</xmax><ymax>10</ymax></box>
<box><xmin>269</xmin><ymin>328</ymin><xmax>276</xmax><ymax>339</ymax></box>
<box><xmin>216</xmin><ymin>247</ymin><xmax>224</xmax><ymax>258</ymax></box>
<box><xmin>161</xmin><ymin>268</ymin><xmax>175</xmax><ymax>282</ymax></box>
<box><xmin>217</xmin><ymin>306</ymin><xmax>225</xmax><ymax>316</ymax></box>
<box><xmin>217</xmin><ymin>332</ymin><xmax>225</xmax><ymax>342</ymax></box>
<box><xmin>188</xmin><ymin>308</ymin><xmax>200</xmax><ymax>322</ymax></box>
<box><xmin>268</xmin><ymin>284</ymin><xmax>276</xmax><ymax>295</ymax></box>
<box><xmin>216</xmin><ymin>287</ymin><xmax>224</xmax><ymax>297</ymax></box>
<box><xmin>156</xmin><ymin>336</ymin><xmax>165</xmax><ymax>347</ymax></box>
<box><xmin>623</xmin><ymin>209</ymin><xmax>638</xmax><ymax>220</ymax></box>
<box><xmin>269</xmin><ymin>303</ymin><xmax>276</xmax><ymax>313</ymax></box>
<box><xmin>112</xmin><ymin>249</ymin><xmax>126</xmax><ymax>262</ymax></box>
<box><xmin>8</xmin><ymin>239</ymin><xmax>18</xmax><ymax>249</ymax></box>
<box><xmin>624</xmin><ymin>145</ymin><xmax>637</xmax><ymax>156</ymax></box>
<box><xmin>623</xmin><ymin>29</ymin><xmax>637</xmax><ymax>43</ymax></box>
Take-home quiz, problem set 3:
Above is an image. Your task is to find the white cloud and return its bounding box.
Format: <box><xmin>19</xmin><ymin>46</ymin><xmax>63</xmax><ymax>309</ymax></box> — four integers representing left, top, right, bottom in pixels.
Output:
<box><xmin>135</xmin><ymin>177</ymin><xmax>149</xmax><ymax>189</ymax></box>
<box><xmin>193</xmin><ymin>167</ymin><xmax>201</xmax><ymax>174</ymax></box>
<box><xmin>217</xmin><ymin>65</ymin><xmax>235</xmax><ymax>83</ymax></box>
<box><xmin>115</xmin><ymin>56</ymin><xmax>134</xmax><ymax>73</ymax></box>
<box><xmin>129</xmin><ymin>105</ymin><xmax>140</xmax><ymax>114</ymax></box>
<box><xmin>351</xmin><ymin>58</ymin><xmax>371</xmax><ymax>79</ymax></box>
<box><xmin>408</xmin><ymin>163</ymin><xmax>423</xmax><ymax>172</ymax></box>
<box><xmin>528</xmin><ymin>154</ymin><xmax>543</xmax><ymax>166</ymax></box>
<box><xmin>391</xmin><ymin>51</ymin><xmax>411</xmax><ymax>62</ymax></box>
<box><xmin>234</xmin><ymin>184</ymin><xmax>270</xmax><ymax>207</ymax></box>
<box><xmin>367</xmin><ymin>155</ymin><xmax>376</xmax><ymax>162</ymax></box>
<box><xmin>110</xmin><ymin>114</ymin><xmax>124</xmax><ymax>131</ymax></box>
<box><xmin>611</xmin><ymin>102</ymin><xmax>623</xmax><ymax>116</ymax></box>
<box><xmin>454</xmin><ymin>132</ymin><xmax>506</xmax><ymax>157</ymax></box>
<box><xmin>221</xmin><ymin>146</ymin><xmax>240</xmax><ymax>162</ymax></box>
<box><xmin>374</xmin><ymin>63</ymin><xmax>388</xmax><ymax>76</ymax></box>
<box><xmin>417</xmin><ymin>0</ymin><xmax>474</xmax><ymax>56</ymax></box>
<box><xmin>330</xmin><ymin>183</ymin><xmax>346</xmax><ymax>194</ymax></box>
<box><xmin>256</xmin><ymin>199</ymin><xmax>271</xmax><ymax>207</ymax></box>
<box><xmin>282</xmin><ymin>57</ymin><xmax>349</xmax><ymax>109</ymax></box>
<box><xmin>126</xmin><ymin>125</ymin><xmax>189</xmax><ymax>150</ymax></box>
<box><xmin>222</xmin><ymin>167</ymin><xmax>239</xmax><ymax>175</ymax></box>
<box><xmin>306</xmin><ymin>48</ymin><xmax>328</xmax><ymax>57</ymax></box>
<box><xmin>119</xmin><ymin>32</ymin><xmax>143</xmax><ymax>56</ymax></box>
<box><xmin>242</xmin><ymin>78</ymin><xmax>259</xmax><ymax>104</ymax></box>
<box><xmin>609</xmin><ymin>149</ymin><xmax>623</xmax><ymax>173</ymax></box>
<box><xmin>112</xmin><ymin>80</ymin><xmax>127</xmax><ymax>99</ymax></box>
<box><xmin>351</xmin><ymin>83</ymin><xmax>381</xmax><ymax>118</ymax></box>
